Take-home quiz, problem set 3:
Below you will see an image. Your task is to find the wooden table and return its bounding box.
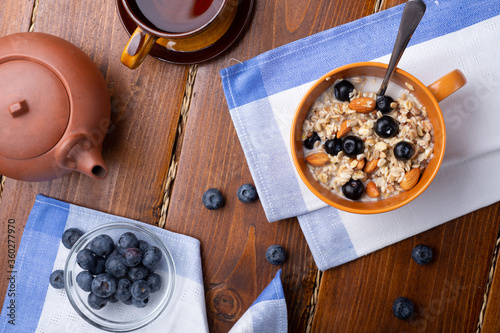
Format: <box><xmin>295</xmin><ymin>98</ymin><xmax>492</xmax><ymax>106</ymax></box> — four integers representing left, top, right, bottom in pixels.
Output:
<box><xmin>1</xmin><ymin>0</ymin><xmax>500</xmax><ymax>331</ymax></box>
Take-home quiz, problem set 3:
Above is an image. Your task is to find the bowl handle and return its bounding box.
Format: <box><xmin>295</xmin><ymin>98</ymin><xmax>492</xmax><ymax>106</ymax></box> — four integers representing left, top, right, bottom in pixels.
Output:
<box><xmin>427</xmin><ymin>69</ymin><xmax>467</xmax><ymax>102</ymax></box>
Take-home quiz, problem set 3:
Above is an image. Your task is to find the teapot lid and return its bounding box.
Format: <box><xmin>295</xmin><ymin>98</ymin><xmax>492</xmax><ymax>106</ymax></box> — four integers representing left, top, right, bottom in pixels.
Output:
<box><xmin>0</xmin><ymin>59</ymin><xmax>69</xmax><ymax>160</ymax></box>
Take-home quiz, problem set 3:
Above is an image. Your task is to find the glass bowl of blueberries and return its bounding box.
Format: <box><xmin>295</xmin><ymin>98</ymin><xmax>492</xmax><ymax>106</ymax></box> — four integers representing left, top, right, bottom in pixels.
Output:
<box><xmin>63</xmin><ymin>221</ymin><xmax>176</xmax><ymax>332</ymax></box>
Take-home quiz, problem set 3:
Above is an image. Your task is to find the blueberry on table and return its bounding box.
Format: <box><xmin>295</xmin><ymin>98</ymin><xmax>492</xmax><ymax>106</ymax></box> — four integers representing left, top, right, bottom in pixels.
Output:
<box><xmin>61</xmin><ymin>228</ymin><xmax>84</xmax><ymax>249</ymax></box>
<box><xmin>376</xmin><ymin>95</ymin><xmax>396</xmax><ymax>114</ymax></box>
<box><xmin>146</xmin><ymin>273</ymin><xmax>162</xmax><ymax>293</ymax></box>
<box><xmin>411</xmin><ymin>244</ymin><xmax>433</xmax><ymax>265</ymax></box>
<box><xmin>132</xmin><ymin>297</ymin><xmax>149</xmax><ymax>308</ymax></box>
<box><xmin>303</xmin><ymin>131</ymin><xmax>320</xmax><ymax>149</ymax></box>
<box><xmin>89</xmin><ymin>256</ymin><xmax>106</xmax><ymax>275</ymax></box>
<box><xmin>76</xmin><ymin>271</ymin><xmax>94</xmax><ymax>292</ymax></box>
<box><xmin>89</xmin><ymin>234</ymin><xmax>115</xmax><ymax>256</ymax></box>
<box><xmin>128</xmin><ymin>265</ymin><xmax>150</xmax><ymax>282</ymax></box>
<box><xmin>105</xmin><ymin>255</ymin><xmax>128</xmax><ymax>279</ymax></box>
<box><xmin>107</xmin><ymin>295</ymin><xmax>119</xmax><ymax>303</ymax></box>
<box><xmin>88</xmin><ymin>292</ymin><xmax>108</xmax><ymax>310</ymax></box>
<box><xmin>375</xmin><ymin>116</ymin><xmax>399</xmax><ymax>138</ymax></box>
<box><xmin>266</xmin><ymin>245</ymin><xmax>286</xmax><ymax>265</ymax></box>
<box><xmin>131</xmin><ymin>280</ymin><xmax>151</xmax><ymax>300</ymax></box>
<box><xmin>114</xmin><ymin>278</ymin><xmax>133</xmax><ymax>301</ymax></box>
<box><xmin>325</xmin><ymin>138</ymin><xmax>343</xmax><ymax>156</ymax></box>
<box><xmin>49</xmin><ymin>270</ymin><xmax>65</xmax><ymax>289</ymax></box>
<box><xmin>394</xmin><ymin>141</ymin><xmax>415</xmax><ymax>161</ymax></box>
<box><xmin>122</xmin><ymin>297</ymin><xmax>133</xmax><ymax>305</ymax></box>
<box><xmin>392</xmin><ymin>297</ymin><xmax>415</xmax><ymax>320</ymax></box>
<box><xmin>341</xmin><ymin>136</ymin><xmax>364</xmax><ymax>157</ymax></box>
<box><xmin>122</xmin><ymin>248</ymin><xmax>143</xmax><ymax>267</ymax></box>
<box><xmin>117</xmin><ymin>232</ymin><xmax>139</xmax><ymax>254</ymax></box>
<box><xmin>202</xmin><ymin>188</ymin><xmax>225</xmax><ymax>210</ymax></box>
<box><xmin>142</xmin><ymin>246</ymin><xmax>162</xmax><ymax>271</ymax></box>
<box><xmin>237</xmin><ymin>183</ymin><xmax>258</xmax><ymax>203</ymax></box>
<box><xmin>91</xmin><ymin>273</ymin><xmax>117</xmax><ymax>298</ymax></box>
<box><xmin>334</xmin><ymin>80</ymin><xmax>355</xmax><ymax>102</ymax></box>
<box><xmin>76</xmin><ymin>248</ymin><xmax>97</xmax><ymax>271</ymax></box>
<box><xmin>342</xmin><ymin>179</ymin><xmax>365</xmax><ymax>201</ymax></box>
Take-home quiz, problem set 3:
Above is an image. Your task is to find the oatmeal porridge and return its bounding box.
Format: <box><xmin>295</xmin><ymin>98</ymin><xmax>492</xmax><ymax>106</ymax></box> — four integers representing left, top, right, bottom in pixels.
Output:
<box><xmin>301</xmin><ymin>76</ymin><xmax>434</xmax><ymax>201</ymax></box>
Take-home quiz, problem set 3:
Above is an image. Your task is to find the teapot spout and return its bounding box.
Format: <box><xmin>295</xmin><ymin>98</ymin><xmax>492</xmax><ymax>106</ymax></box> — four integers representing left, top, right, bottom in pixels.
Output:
<box><xmin>74</xmin><ymin>148</ymin><xmax>108</xmax><ymax>179</ymax></box>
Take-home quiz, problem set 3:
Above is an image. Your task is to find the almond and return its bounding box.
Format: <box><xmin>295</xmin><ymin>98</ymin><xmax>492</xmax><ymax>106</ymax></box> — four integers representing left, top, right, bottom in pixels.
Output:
<box><xmin>400</xmin><ymin>168</ymin><xmax>420</xmax><ymax>190</ymax></box>
<box><xmin>366</xmin><ymin>181</ymin><xmax>380</xmax><ymax>198</ymax></box>
<box><xmin>355</xmin><ymin>158</ymin><xmax>365</xmax><ymax>170</ymax></box>
<box><xmin>349</xmin><ymin>97</ymin><xmax>376</xmax><ymax>113</ymax></box>
<box><xmin>364</xmin><ymin>158</ymin><xmax>379</xmax><ymax>173</ymax></box>
<box><xmin>336</xmin><ymin>120</ymin><xmax>351</xmax><ymax>138</ymax></box>
<box><xmin>305</xmin><ymin>153</ymin><xmax>330</xmax><ymax>167</ymax></box>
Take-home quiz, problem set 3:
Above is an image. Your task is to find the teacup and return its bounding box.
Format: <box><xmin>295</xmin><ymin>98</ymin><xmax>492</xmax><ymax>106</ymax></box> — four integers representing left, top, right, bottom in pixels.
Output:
<box><xmin>290</xmin><ymin>62</ymin><xmax>466</xmax><ymax>214</ymax></box>
<box><xmin>120</xmin><ymin>0</ymin><xmax>238</xmax><ymax>69</ymax></box>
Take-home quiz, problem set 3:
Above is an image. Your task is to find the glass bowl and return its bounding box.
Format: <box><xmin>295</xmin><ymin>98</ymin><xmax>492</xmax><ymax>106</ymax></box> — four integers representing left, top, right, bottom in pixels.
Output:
<box><xmin>64</xmin><ymin>221</ymin><xmax>176</xmax><ymax>332</ymax></box>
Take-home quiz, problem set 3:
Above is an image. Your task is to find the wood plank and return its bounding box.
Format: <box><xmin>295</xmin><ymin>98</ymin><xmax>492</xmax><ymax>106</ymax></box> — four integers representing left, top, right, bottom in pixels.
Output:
<box><xmin>0</xmin><ymin>0</ymin><xmax>188</xmax><ymax>306</ymax></box>
<box><xmin>0</xmin><ymin>0</ymin><xmax>34</xmax><ymax>34</ymax></box>
<box><xmin>480</xmin><ymin>235</ymin><xmax>500</xmax><ymax>333</ymax></box>
<box><xmin>165</xmin><ymin>0</ymin><xmax>377</xmax><ymax>332</ymax></box>
<box><xmin>311</xmin><ymin>204</ymin><xmax>500</xmax><ymax>332</ymax></box>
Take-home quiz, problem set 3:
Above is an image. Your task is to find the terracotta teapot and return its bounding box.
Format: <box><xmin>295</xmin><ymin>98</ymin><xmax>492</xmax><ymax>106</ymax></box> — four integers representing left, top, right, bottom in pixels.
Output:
<box><xmin>0</xmin><ymin>32</ymin><xmax>111</xmax><ymax>181</ymax></box>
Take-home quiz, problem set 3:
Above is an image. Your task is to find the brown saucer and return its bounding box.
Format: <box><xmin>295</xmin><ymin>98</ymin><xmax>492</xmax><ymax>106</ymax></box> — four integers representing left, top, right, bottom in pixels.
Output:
<box><xmin>115</xmin><ymin>0</ymin><xmax>254</xmax><ymax>65</ymax></box>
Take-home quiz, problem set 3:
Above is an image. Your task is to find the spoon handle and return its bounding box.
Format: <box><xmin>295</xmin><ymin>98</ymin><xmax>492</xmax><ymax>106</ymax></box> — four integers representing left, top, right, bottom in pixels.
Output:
<box><xmin>378</xmin><ymin>0</ymin><xmax>426</xmax><ymax>96</ymax></box>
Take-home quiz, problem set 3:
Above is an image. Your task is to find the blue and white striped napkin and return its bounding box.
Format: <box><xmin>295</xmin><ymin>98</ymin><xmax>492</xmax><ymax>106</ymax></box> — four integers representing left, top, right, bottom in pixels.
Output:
<box><xmin>220</xmin><ymin>0</ymin><xmax>500</xmax><ymax>270</ymax></box>
<box><xmin>0</xmin><ymin>195</ymin><xmax>287</xmax><ymax>332</ymax></box>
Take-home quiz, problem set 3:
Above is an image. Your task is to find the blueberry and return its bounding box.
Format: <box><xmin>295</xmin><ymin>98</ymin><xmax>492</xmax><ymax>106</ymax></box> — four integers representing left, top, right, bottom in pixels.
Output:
<box><xmin>89</xmin><ymin>234</ymin><xmax>115</xmax><ymax>257</ymax></box>
<box><xmin>146</xmin><ymin>273</ymin><xmax>162</xmax><ymax>293</ymax></box>
<box><xmin>342</xmin><ymin>179</ymin><xmax>365</xmax><ymax>201</ymax></box>
<box><xmin>325</xmin><ymin>138</ymin><xmax>343</xmax><ymax>156</ymax></box>
<box><xmin>114</xmin><ymin>278</ymin><xmax>133</xmax><ymax>301</ymax></box>
<box><xmin>376</xmin><ymin>95</ymin><xmax>395</xmax><ymax>114</ymax></box>
<box><xmin>394</xmin><ymin>141</ymin><xmax>415</xmax><ymax>161</ymax></box>
<box><xmin>117</xmin><ymin>232</ymin><xmax>139</xmax><ymax>254</ymax></box>
<box><xmin>132</xmin><ymin>297</ymin><xmax>149</xmax><ymax>308</ymax></box>
<box><xmin>237</xmin><ymin>184</ymin><xmax>258</xmax><ymax>203</ymax></box>
<box><xmin>88</xmin><ymin>292</ymin><xmax>107</xmax><ymax>310</ymax></box>
<box><xmin>76</xmin><ymin>249</ymin><xmax>97</xmax><ymax>271</ymax></box>
<box><xmin>128</xmin><ymin>265</ymin><xmax>150</xmax><ymax>282</ymax></box>
<box><xmin>105</xmin><ymin>255</ymin><xmax>128</xmax><ymax>279</ymax></box>
<box><xmin>303</xmin><ymin>131</ymin><xmax>320</xmax><ymax>149</ymax></box>
<box><xmin>374</xmin><ymin>116</ymin><xmax>399</xmax><ymax>138</ymax></box>
<box><xmin>107</xmin><ymin>295</ymin><xmax>119</xmax><ymax>303</ymax></box>
<box><xmin>122</xmin><ymin>297</ymin><xmax>133</xmax><ymax>305</ymax></box>
<box><xmin>76</xmin><ymin>271</ymin><xmax>94</xmax><ymax>292</ymax></box>
<box><xmin>61</xmin><ymin>228</ymin><xmax>84</xmax><ymax>249</ymax></box>
<box><xmin>334</xmin><ymin>80</ymin><xmax>355</xmax><ymax>102</ymax></box>
<box><xmin>89</xmin><ymin>256</ymin><xmax>106</xmax><ymax>275</ymax></box>
<box><xmin>411</xmin><ymin>244</ymin><xmax>433</xmax><ymax>265</ymax></box>
<box><xmin>122</xmin><ymin>248</ymin><xmax>143</xmax><ymax>267</ymax></box>
<box><xmin>392</xmin><ymin>297</ymin><xmax>414</xmax><ymax>320</ymax></box>
<box><xmin>341</xmin><ymin>136</ymin><xmax>364</xmax><ymax>157</ymax></box>
<box><xmin>266</xmin><ymin>245</ymin><xmax>286</xmax><ymax>265</ymax></box>
<box><xmin>49</xmin><ymin>270</ymin><xmax>65</xmax><ymax>289</ymax></box>
<box><xmin>91</xmin><ymin>273</ymin><xmax>117</xmax><ymax>298</ymax></box>
<box><xmin>138</xmin><ymin>240</ymin><xmax>150</xmax><ymax>254</ymax></box>
<box><xmin>131</xmin><ymin>280</ymin><xmax>151</xmax><ymax>300</ymax></box>
<box><xmin>202</xmin><ymin>188</ymin><xmax>225</xmax><ymax>210</ymax></box>
<box><xmin>107</xmin><ymin>248</ymin><xmax>121</xmax><ymax>259</ymax></box>
<box><xmin>142</xmin><ymin>246</ymin><xmax>162</xmax><ymax>271</ymax></box>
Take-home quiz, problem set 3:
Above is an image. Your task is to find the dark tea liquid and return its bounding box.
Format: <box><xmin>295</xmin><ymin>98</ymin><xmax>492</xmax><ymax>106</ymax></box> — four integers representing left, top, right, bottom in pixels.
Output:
<box><xmin>130</xmin><ymin>0</ymin><xmax>225</xmax><ymax>33</ymax></box>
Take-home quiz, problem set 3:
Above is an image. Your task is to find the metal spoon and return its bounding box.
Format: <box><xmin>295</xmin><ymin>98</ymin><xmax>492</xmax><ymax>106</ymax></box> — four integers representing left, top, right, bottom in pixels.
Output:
<box><xmin>377</xmin><ymin>0</ymin><xmax>426</xmax><ymax>97</ymax></box>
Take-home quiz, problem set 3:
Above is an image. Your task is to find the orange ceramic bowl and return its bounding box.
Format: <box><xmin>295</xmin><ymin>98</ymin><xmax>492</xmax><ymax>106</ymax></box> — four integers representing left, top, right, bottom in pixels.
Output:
<box><xmin>291</xmin><ymin>62</ymin><xmax>466</xmax><ymax>214</ymax></box>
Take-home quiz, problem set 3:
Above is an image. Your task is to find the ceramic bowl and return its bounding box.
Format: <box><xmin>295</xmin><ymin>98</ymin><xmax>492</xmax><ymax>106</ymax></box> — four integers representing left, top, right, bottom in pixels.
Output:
<box><xmin>64</xmin><ymin>222</ymin><xmax>175</xmax><ymax>332</ymax></box>
<box><xmin>290</xmin><ymin>62</ymin><xmax>466</xmax><ymax>214</ymax></box>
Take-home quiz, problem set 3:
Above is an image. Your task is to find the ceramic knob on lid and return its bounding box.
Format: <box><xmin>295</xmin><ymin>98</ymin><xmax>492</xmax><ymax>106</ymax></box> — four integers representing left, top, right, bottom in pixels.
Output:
<box><xmin>0</xmin><ymin>32</ymin><xmax>111</xmax><ymax>181</ymax></box>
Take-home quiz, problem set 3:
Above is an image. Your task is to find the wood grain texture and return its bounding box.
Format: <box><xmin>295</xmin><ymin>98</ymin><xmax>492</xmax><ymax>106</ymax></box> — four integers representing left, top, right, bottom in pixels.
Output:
<box><xmin>311</xmin><ymin>204</ymin><xmax>500</xmax><ymax>332</ymax></box>
<box><xmin>165</xmin><ymin>0</ymin><xmax>376</xmax><ymax>332</ymax></box>
<box><xmin>0</xmin><ymin>0</ymin><xmax>34</xmax><ymax>34</ymax></box>
<box><xmin>0</xmin><ymin>0</ymin><xmax>188</xmax><ymax>306</ymax></box>
<box><xmin>480</xmin><ymin>234</ymin><xmax>500</xmax><ymax>333</ymax></box>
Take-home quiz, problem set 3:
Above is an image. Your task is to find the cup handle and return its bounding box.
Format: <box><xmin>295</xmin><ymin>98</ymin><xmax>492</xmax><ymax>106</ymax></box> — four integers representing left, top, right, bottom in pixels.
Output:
<box><xmin>121</xmin><ymin>27</ymin><xmax>158</xmax><ymax>69</ymax></box>
<box><xmin>427</xmin><ymin>69</ymin><xmax>467</xmax><ymax>102</ymax></box>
